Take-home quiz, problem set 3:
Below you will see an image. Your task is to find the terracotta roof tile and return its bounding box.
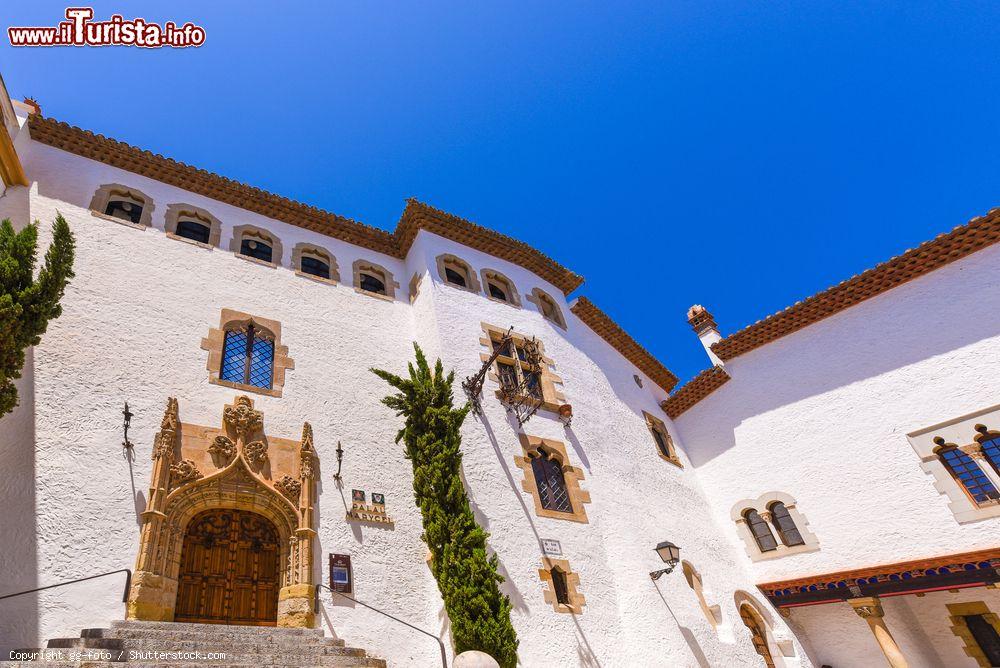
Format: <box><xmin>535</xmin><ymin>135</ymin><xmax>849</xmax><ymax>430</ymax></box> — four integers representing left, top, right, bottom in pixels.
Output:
<box><xmin>712</xmin><ymin>208</ymin><xmax>1000</xmax><ymax>360</ymax></box>
<box><xmin>660</xmin><ymin>366</ymin><xmax>729</xmax><ymax>419</ymax></box>
<box><xmin>570</xmin><ymin>296</ymin><xmax>679</xmax><ymax>392</ymax></box>
<box><xmin>26</xmin><ymin>113</ymin><xmax>583</xmax><ymax>293</ymax></box>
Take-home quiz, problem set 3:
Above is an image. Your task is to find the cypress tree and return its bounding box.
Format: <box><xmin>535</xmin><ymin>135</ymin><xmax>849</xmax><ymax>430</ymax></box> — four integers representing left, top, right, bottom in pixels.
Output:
<box><xmin>0</xmin><ymin>214</ymin><xmax>75</xmax><ymax>418</ymax></box>
<box><xmin>372</xmin><ymin>343</ymin><xmax>519</xmax><ymax>667</ymax></box>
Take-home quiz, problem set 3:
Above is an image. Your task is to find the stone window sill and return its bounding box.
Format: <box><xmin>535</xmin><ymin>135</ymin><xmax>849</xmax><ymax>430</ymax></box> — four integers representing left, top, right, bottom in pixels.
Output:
<box><xmin>494</xmin><ymin>390</ymin><xmax>562</xmax><ymax>414</ymax></box>
<box><xmin>236</xmin><ymin>253</ymin><xmax>278</xmax><ymax>269</ymax></box>
<box><xmin>484</xmin><ymin>294</ymin><xmax>521</xmax><ymax>308</ymax></box>
<box><xmin>295</xmin><ymin>270</ymin><xmax>338</xmax><ymax>286</ymax></box>
<box><xmin>91</xmin><ymin>210</ymin><xmax>147</xmax><ymax>230</ymax></box>
<box><xmin>209</xmin><ymin>376</ymin><xmax>281</xmax><ymax>398</ymax></box>
<box><xmin>748</xmin><ymin>542</ymin><xmax>820</xmax><ymax>562</ymax></box>
<box><xmin>355</xmin><ymin>287</ymin><xmax>395</xmax><ymax>302</ymax></box>
<box><xmin>166</xmin><ymin>232</ymin><xmax>215</xmax><ymax>250</ymax></box>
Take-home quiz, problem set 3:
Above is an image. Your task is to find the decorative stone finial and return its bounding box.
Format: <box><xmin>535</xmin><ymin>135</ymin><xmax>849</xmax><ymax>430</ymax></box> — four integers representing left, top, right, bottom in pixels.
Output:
<box><xmin>687</xmin><ymin>304</ymin><xmax>718</xmax><ymax>335</ymax></box>
<box><xmin>22</xmin><ymin>97</ymin><xmax>41</xmax><ymax>115</ymax></box>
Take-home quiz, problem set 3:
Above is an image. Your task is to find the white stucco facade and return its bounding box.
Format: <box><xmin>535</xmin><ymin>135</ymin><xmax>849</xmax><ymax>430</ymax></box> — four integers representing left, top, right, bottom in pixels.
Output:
<box><xmin>1</xmin><ymin>88</ymin><xmax>998</xmax><ymax>668</ymax></box>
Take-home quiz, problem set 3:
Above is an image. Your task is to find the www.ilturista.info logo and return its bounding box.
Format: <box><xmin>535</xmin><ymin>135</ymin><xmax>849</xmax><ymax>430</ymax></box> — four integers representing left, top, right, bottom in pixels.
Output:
<box><xmin>8</xmin><ymin>7</ymin><xmax>205</xmax><ymax>48</ymax></box>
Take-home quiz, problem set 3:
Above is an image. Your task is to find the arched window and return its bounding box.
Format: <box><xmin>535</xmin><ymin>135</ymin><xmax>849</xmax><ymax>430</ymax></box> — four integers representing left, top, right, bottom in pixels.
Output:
<box><xmin>241</xmin><ymin>236</ymin><xmax>273</xmax><ymax>263</ymax></box>
<box><xmin>176</xmin><ymin>217</ymin><xmax>211</xmax><ymax>244</ymax></box>
<box><xmin>975</xmin><ymin>425</ymin><xmax>1000</xmax><ymax>476</ymax></box>
<box><xmin>220</xmin><ymin>322</ymin><xmax>275</xmax><ymax>390</ymax></box>
<box><xmin>105</xmin><ymin>194</ymin><xmax>144</xmax><ymax>225</ymax></box>
<box><xmin>937</xmin><ymin>446</ymin><xmax>999</xmax><ymax>505</ymax></box>
<box><xmin>353</xmin><ymin>260</ymin><xmax>398</xmax><ymax>299</ymax></box>
<box><xmin>360</xmin><ymin>271</ymin><xmax>386</xmax><ymax>294</ymax></box>
<box><xmin>435</xmin><ymin>254</ymin><xmax>481</xmax><ymax>293</ymax></box>
<box><xmin>301</xmin><ymin>254</ymin><xmax>331</xmax><ymax>279</ymax></box>
<box><xmin>530</xmin><ymin>446</ymin><xmax>572</xmax><ymax>513</ymax></box>
<box><xmin>739</xmin><ymin>604</ymin><xmax>776</xmax><ymax>667</ymax></box>
<box><xmin>481</xmin><ymin>270</ymin><xmax>521</xmax><ymax>306</ymax></box>
<box><xmin>769</xmin><ymin>502</ymin><xmax>805</xmax><ymax>547</ymax></box>
<box><xmin>90</xmin><ymin>184</ymin><xmax>154</xmax><ymax>228</ymax></box>
<box><xmin>445</xmin><ymin>267</ymin><xmax>467</xmax><ymax>287</ymax></box>
<box><xmin>743</xmin><ymin>510</ymin><xmax>778</xmax><ymax>552</ymax></box>
<box><xmin>550</xmin><ymin>567</ymin><xmax>570</xmax><ymax>605</ymax></box>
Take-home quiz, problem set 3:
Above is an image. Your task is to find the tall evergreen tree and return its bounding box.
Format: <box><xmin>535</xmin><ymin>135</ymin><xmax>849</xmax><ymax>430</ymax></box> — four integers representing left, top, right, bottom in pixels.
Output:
<box><xmin>0</xmin><ymin>214</ymin><xmax>75</xmax><ymax>418</ymax></box>
<box><xmin>372</xmin><ymin>344</ymin><xmax>519</xmax><ymax>667</ymax></box>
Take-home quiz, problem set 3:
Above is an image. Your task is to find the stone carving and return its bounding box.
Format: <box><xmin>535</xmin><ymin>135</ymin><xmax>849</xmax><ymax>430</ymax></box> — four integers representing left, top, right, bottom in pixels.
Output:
<box><xmin>275</xmin><ymin>475</ymin><xmax>301</xmax><ymax>503</ymax></box>
<box><xmin>152</xmin><ymin>397</ymin><xmax>179</xmax><ymax>461</ymax></box>
<box><xmin>169</xmin><ymin>459</ymin><xmax>202</xmax><ymax>487</ymax></box>
<box><xmin>208</xmin><ymin>435</ymin><xmax>236</xmax><ymax>465</ymax></box>
<box><xmin>224</xmin><ymin>395</ymin><xmax>263</xmax><ymax>438</ymax></box>
<box><xmin>243</xmin><ymin>440</ymin><xmax>269</xmax><ymax>469</ymax></box>
<box><xmin>853</xmin><ymin>604</ymin><xmax>883</xmax><ymax>619</ymax></box>
<box><xmin>300</xmin><ymin>422</ymin><xmax>315</xmax><ymax>478</ymax></box>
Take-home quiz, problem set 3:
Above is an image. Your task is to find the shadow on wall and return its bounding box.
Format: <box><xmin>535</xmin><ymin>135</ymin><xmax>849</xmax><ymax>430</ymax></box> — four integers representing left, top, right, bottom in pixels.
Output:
<box><xmin>0</xmin><ymin>347</ymin><xmax>39</xmax><ymax>652</ymax></box>
<box><xmin>683</xmin><ymin>250</ymin><xmax>1000</xmax><ymax>467</ymax></box>
<box><xmin>652</xmin><ymin>581</ymin><xmax>712</xmax><ymax>668</ymax></box>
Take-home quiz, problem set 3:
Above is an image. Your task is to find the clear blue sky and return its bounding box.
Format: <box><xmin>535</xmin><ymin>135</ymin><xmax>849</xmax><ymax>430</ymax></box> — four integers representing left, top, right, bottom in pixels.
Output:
<box><xmin>4</xmin><ymin>1</ymin><xmax>998</xmax><ymax>382</ymax></box>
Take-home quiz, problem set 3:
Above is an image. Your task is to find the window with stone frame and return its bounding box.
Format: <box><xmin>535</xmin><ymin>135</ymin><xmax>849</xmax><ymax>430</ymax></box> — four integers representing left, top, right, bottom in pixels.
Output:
<box><xmin>292</xmin><ymin>243</ymin><xmax>339</xmax><ymax>283</ymax></box>
<box><xmin>936</xmin><ymin>443</ymin><xmax>1000</xmax><ymax>506</ymax></box>
<box><xmin>435</xmin><ymin>254</ymin><xmax>481</xmax><ymax>294</ymax></box>
<box><xmin>175</xmin><ymin>217</ymin><xmax>211</xmax><ymax>244</ymax></box>
<box><xmin>230</xmin><ymin>225</ymin><xmax>283</xmax><ymax>267</ymax></box>
<box><xmin>537</xmin><ymin>558</ymin><xmax>585</xmax><ymax>614</ymax></box>
<box><xmin>479</xmin><ymin>324</ymin><xmax>566</xmax><ymax>412</ymax></box>
<box><xmin>201</xmin><ymin>309</ymin><xmax>294</xmax><ymax>398</ymax></box>
<box><xmin>768</xmin><ymin>501</ymin><xmax>804</xmax><ymax>547</ymax></box>
<box><xmin>975</xmin><ymin>425</ymin><xmax>1000</xmax><ymax>476</ymax></box>
<box><xmin>527</xmin><ymin>287</ymin><xmax>566</xmax><ymax>328</ymax></box>
<box><xmin>514</xmin><ymin>434</ymin><xmax>590</xmax><ymax>523</ymax></box>
<box><xmin>353</xmin><ymin>259</ymin><xmax>399</xmax><ymax>300</ymax></box>
<box><xmin>480</xmin><ymin>269</ymin><xmax>521</xmax><ymax>307</ymax></box>
<box><xmin>643</xmin><ymin>410</ymin><xmax>682</xmax><ymax>467</ymax></box>
<box><xmin>947</xmin><ymin>601</ymin><xmax>1000</xmax><ymax>668</ymax></box>
<box><xmin>744</xmin><ymin>509</ymin><xmax>778</xmax><ymax>552</ymax></box>
<box><xmin>682</xmin><ymin>561</ymin><xmax>720</xmax><ymax>629</ymax></box>
<box><xmin>89</xmin><ymin>183</ymin><xmax>154</xmax><ymax>228</ymax></box>
<box><xmin>164</xmin><ymin>204</ymin><xmax>222</xmax><ymax>248</ymax></box>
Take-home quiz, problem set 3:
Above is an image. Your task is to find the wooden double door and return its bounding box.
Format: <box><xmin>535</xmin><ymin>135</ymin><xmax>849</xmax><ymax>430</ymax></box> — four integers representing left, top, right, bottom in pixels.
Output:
<box><xmin>174</xmin><ymin>509</ymin><xmax>280</xmax><ymax>626</ymax></box>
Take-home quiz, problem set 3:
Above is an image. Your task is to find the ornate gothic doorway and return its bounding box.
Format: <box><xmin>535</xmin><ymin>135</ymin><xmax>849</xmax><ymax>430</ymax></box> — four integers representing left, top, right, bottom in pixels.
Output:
<box><xmin>174</xmin><ymin>509</ymin><xmax>280</xmax><ymax>626</ymax></box>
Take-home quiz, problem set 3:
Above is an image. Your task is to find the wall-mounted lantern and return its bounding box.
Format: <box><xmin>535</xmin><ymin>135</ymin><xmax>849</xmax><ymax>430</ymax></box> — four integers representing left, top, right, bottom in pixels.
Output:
<box><xmin>649</xmin><ymin>540</ymin><xmax>680</xmax><ymax>580</ymax></box>
<box><xmin>333</xmin><ymin>441</ymin><xmax>344</xmax><ymax>482</ymax></box>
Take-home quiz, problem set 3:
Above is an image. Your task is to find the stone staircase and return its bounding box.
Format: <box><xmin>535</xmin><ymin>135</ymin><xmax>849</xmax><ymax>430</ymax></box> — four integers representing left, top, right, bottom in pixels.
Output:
<box><xmin>2</xmin><ymin>620</ymin><xmax>387</xmax><ymax>667</ymax></box>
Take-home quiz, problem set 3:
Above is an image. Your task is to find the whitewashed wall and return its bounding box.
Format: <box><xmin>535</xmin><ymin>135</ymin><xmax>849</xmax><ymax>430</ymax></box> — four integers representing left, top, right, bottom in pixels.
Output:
<box><xmin>0</xmin><ymin>133</ymin><xmax>810</xmax><ymax>667</ymax></box>
<box><xmin>674</xmin><ymin>241</ymin><xmax>1000</xmax><ymax>666</ymax></box>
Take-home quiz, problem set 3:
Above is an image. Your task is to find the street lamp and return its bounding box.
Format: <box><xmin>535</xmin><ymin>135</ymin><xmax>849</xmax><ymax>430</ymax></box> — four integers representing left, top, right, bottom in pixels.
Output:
<box><xmin>649</xmin><ymin>541</ymin><xmax>680</xmax><ymax>580</ymax></box>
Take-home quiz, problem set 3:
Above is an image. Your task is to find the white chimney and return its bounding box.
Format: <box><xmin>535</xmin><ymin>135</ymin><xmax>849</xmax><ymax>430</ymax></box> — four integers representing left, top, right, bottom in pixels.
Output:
<box><xmin>687</xmin><ymin>304</ymin><xmax>723</xmax><ymax>367</ymax></box>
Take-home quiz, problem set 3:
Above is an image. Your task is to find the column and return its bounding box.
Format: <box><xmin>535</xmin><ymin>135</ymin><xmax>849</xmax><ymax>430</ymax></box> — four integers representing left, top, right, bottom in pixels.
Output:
<box><xmin>849</xmin><ymin>596</ymin><xmax>908</xmax><ymax>668</ymax></box>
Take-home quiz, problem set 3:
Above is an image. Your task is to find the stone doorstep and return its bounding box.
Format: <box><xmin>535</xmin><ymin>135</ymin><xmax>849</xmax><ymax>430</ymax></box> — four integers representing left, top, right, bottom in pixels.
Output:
<box><xmin>110</xmin><ymin>621</ymin><xmax>324</xmax><ymax>636</ymax></box>
<box><xmin>2</xmin><ymin>657</ymin><xmax>386</xmax><ymax>668</ymax></box>
<box><xmin>82</xmin><ymin>628</ymin><xmax>347</xmax><ymax>648</ymax></box>
<box><xmin>47</xmin><ymin>638</ymin><xmax>366</xmax><ymax>658</ymax></box>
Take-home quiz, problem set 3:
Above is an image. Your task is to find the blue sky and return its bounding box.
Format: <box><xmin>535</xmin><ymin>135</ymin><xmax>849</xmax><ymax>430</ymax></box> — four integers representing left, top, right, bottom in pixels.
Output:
<box><xmin>3</xmin><ymin>1</ymin><xmax>998</xmax><ymax>382</ymax></box>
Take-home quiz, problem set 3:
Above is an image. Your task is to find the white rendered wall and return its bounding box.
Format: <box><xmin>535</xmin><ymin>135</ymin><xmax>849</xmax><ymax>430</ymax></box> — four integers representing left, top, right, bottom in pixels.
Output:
<box><xmin>0</xmin><ymin>135</ymin><xmax>812</xmax><ymax>666</ymax></box>
<box><xmin>674</xmin><ymin>241</ymin><xmax>1000</xmax><ymax>665</ymax></box>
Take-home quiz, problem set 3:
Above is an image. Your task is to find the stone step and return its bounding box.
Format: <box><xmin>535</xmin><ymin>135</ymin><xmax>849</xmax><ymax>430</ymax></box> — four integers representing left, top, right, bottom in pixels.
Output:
<box><xmin>109</xmin><ymin>621</ymin><xmax>325</xmax><ymax>637</ymax></box>
<box><xmin>1</xmin><ymin>657</ymin><xmax>385</xmax><ymax>668</ymax></box>
<box><xmin>45</xmin><ymin>638</ymin><xmax>364</xmax><ymax>658</ymax></box>
<box><xmin>82</xmin><ymin>627</ymin><xmax>346</xmax><ymax>648</ymax></box>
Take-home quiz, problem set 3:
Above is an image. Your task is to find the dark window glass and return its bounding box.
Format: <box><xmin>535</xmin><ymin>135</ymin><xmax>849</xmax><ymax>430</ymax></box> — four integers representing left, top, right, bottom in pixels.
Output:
<box><xmin>531</xmin><ymin>448</ymin><xmax>572</xmax><ymax>513</ymax></box>
<box><xmin>220</xmin><ymin>324</ymin><xmax>274</xmax><ymax>389</ymax></box>
<box><xmin>939</xmin><ymin>447</ymin><xmax>999</xmax><ymax>504</ymax></box>
<box><xmin>175</xmin><ymin>219</ymin><xmax>211</xmax><ymax>244</ymax></box>
<box><xmin>744</xmin><ymin>510</ymin><xmax>778</xmax><ymax>552</ymax></box>
<box><xmin>105</xmin><ymin>199</ymin><xmax>142</xmax><ymax>224</ymax></box>
<box><xmin>444</xmin><ymin>267</ymin><xmax>467</xmax><ymax>287</ymax></box>
<box><xmin>524</xmin><ymin>370</ymin><xmax>543</xmax><ymax>400</ymax></box>
<box><xmin>497</xmin><ymin>361</ymin><xmax>518</xmax><ymax>391</ymax></box>
<box><xmin>300</xmin><ymin>256</ymin><xmax>330</xmax><ymax>279</ymax></box>
<box><xmin>965</xmin><ymin>614</ymin><xmax>1000</xmax><ymax>666</ymax></box>
<box><xmin>652</xmin><ymin>427</ymin><xmax>672</xmax><ymax>458</ymax></box>
<box><xmin>360</xmin><ymin>272</ymin><xmax>386</xmax><ymax>295</ymax></box>
<box><xmin>240</xmin><ymin>238</ymin><xmax>273</xmax><ymax>263</ymax></box>
<box><xmin>551</xmin><ymin>568</ymin><xmax>570</xmax><ymax>605</ymax></box>
<box><xmin>488</xmin><ymin>281</ymin><xmax>508</xmax><ymax>301</ymax></box>
<box><xmin>769</xmin><ymin>502</ymin><xmax>804</xmax><ymax>546</ymax></box>
<box><xmin>981</xmin><ymin>434</ymin><xmax>1000</xmax><ymax>475</ymax></box>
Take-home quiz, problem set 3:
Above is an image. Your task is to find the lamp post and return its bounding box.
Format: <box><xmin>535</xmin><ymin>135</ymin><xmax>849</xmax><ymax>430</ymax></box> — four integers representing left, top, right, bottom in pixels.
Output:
<box><xmin>649</xmin><ymin>541</ymin><xmax>680</xmax><ymax>580</ymax></box>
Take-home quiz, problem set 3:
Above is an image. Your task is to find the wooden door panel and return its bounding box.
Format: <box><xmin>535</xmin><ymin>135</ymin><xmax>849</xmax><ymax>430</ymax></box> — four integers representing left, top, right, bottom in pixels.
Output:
<box><xmin>174</xmin><ymin>509</ymin><xmax>280</xmax><ymax>625</ymax></box>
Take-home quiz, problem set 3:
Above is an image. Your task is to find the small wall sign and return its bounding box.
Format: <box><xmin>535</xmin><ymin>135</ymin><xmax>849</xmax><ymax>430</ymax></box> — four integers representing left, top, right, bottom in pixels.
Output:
<box><xmin>371</xmin><ymin>492</ymin><xmax>385</xmax><ymax>506</ymax></box>
<box><xmin>329</xmin><ymin>553</ymin><xmax>353</xmax><ymax>594</ymax></box>
<box><xmin>352</xmin><ymin>489</ymin><xmax>366</xmax><ymax>503</ymax></box>
<box><xmin>541</xmin><ymin>538</ymin><xmax>562</xmax><ymax>556</ymax></box>
<box><xmin>346</xmin><ymin>491</ymin><xmax>394</xmax><ymax>526</ymax></box>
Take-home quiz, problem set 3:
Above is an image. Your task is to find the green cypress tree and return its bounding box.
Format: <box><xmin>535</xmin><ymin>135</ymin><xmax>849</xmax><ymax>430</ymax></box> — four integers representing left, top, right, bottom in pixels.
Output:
<box><xmin>372</xmin><ymin>343</ymin><xmax>519</xmax><ymax>667</ymax></box>
<box><xmin>0</xmin><ymin>214</ymin><xmax>75</xmax><ymax>418</ymax></box>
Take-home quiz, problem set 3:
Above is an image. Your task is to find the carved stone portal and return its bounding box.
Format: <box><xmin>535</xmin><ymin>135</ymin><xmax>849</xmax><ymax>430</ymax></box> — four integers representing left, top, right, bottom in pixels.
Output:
<box><xmin>128</xmin><ymin>395</ymin><xmax>318</xmax><ymax>628</ymax></box>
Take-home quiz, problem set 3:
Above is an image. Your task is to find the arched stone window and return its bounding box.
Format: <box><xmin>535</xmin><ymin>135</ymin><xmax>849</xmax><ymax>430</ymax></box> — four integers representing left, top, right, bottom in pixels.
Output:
<box><xmin>936</xmin><ymin>444</ymin><xmax>999</xmax><ymax>505</ymax></box>
<box><xmin>164</xmin><ymin>204</ymin><xmax>222</xmax><ymax>248</ymax></box>
<box><xmin>744</xmin><ymin>510</ymin><xmax>778</xmax><ymax>553</ymax></box>
<box><xmin>353</xmin><ymin>259</ymin><xmax>399</xmax><ymax>300</ymax></box>
<box><xmin>768</xmin><ymin>502</ymin><xmax>804</xmax><ymax>547</ymax></box>
<box><xmin>89</xmin><ymin>183</ymin><xmax>154</xmax><ymax>228</ymax></box>
<box><xmin>682</xmin><ymin>561</ymin><xmax>719</xmax><ymax>629</ymax></box>
<box><xmin>739</xmin><ymin>603</ymin><xmax>776</xmax><ymax>667</ymax></box>
<box><xmin>537</xmin><ymin>558</ymin><xmax>585</xmax><ymax>614</ymax></box>
<box><xmin>975</xmin><ymin>425</ymin><xmax>1000</xmax><ymax>477</ymax></box>
<box><xmin>731</xmin><ymin>492</ymin><xmax>819</xmax><ymax>561</ymax></box>
<box><xmin>515</xmin><ymin>434</ymin><xmax>590</xmax><ymax>523</ymax></box>
<box><xmin>292</xmin><ymin>243</ymin><xmax>339</xmax><ymax>283</ymax></box>
<box><xmin>480</xmin><ymin>269</ymin><xmax>521</xmax><ymax>307</ymax></box>
<box><xmin>435</xmin><ymin>254</ymin><xmax>481</xmax><ymax>294</ymax></box>
<box><xmin>201</xmin><ymin>309</ymin><xmax>294</xmax><ymax>397</ymax></box>
<box><xmin>527</xmin><ymin>287</ymin><xmax>566</xmax><ymax>329</ymax></box>
<box><xmin>230</xmin><ymin>225</ymin><xmax>282</xmax><ymax>267</ymax></box>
